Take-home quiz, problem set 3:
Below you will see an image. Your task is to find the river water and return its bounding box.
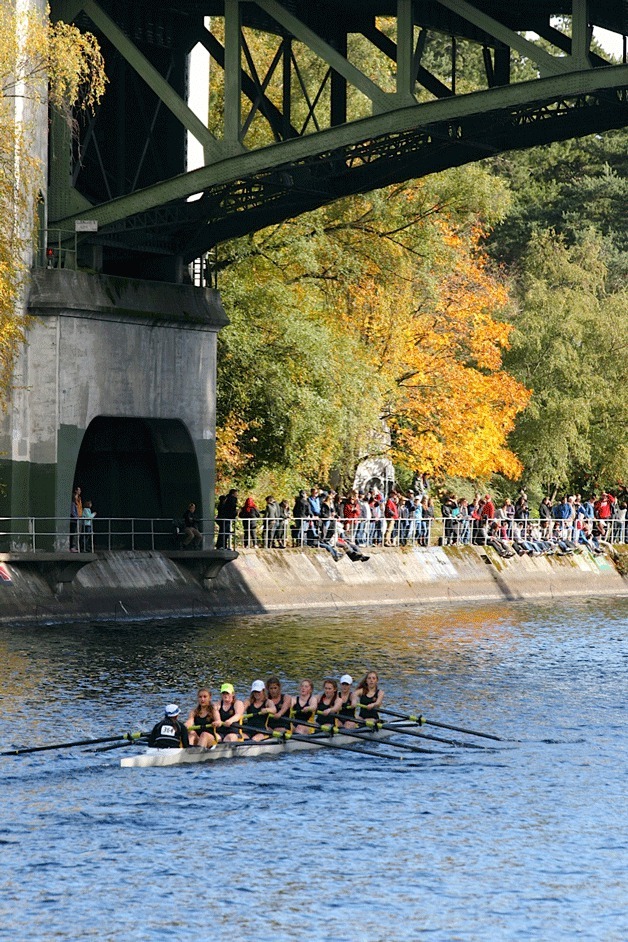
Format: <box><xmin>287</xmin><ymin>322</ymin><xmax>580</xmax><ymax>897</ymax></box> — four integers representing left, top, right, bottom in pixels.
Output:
<box><xmin>0</xmin><ymin>599</ymin><xmax>626</xmax><ymax>941</ymax></box>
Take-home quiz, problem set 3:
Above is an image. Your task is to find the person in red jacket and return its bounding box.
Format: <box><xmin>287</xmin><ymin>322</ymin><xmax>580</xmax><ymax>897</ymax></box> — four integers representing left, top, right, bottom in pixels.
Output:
<box><xmin>384</xmin><ymin>492</ymin><xmax>399</xmax><ymax>546</ymax></box>
<box><xmin>480</xmin><ymin>494</ymin><xmax>496</xmax><ymax>521</ymax></box>
<box><xmin>343</xmin><ymin>489</ymin><xmax>361</xmax><ymax>540</ymax></box>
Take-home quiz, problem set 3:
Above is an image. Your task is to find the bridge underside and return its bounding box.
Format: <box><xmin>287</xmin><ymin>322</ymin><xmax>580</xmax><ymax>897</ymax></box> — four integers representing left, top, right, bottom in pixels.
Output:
<box><xmin>49</xmin><ymin>0</ymin><xmax>628</xmax><ymax>278</ymax></box>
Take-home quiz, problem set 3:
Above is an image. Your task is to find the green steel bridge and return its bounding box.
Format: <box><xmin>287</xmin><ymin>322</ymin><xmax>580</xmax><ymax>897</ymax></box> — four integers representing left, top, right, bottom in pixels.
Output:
<box><xmin>50</xmin><ymin>0</ymin><xmax>628</xmax><ymax>280</ymax></box>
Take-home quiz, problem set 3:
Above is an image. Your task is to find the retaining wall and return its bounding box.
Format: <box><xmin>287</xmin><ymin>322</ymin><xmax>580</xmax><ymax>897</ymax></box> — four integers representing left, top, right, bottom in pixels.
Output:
<box><xmin>0</xmin><ymin>544</ymin><xmax>626</xmax><ymax>625</ymax></box>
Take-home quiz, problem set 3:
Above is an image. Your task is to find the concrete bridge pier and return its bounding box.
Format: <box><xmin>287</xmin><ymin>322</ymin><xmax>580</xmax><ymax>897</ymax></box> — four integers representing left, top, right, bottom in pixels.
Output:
<box><xmin>0</xmin><ymin>269</ymin><xmax>228</xmax><ymax>550</ymax></box>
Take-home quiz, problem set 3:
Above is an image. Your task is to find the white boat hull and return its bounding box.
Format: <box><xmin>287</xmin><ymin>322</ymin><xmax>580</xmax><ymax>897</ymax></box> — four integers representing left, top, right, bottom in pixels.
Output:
<box><xmin>121</xmin><ymin>725</ymin><xmax>402</xmax><ymax>768</ymax></box>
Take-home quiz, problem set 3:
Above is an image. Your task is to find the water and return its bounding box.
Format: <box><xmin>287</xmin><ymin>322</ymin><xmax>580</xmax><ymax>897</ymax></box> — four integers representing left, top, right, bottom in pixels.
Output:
<box><xmin>0</xmin><ymin>599</ymin><xmax>626</xmax><ymax>941</ymax></box>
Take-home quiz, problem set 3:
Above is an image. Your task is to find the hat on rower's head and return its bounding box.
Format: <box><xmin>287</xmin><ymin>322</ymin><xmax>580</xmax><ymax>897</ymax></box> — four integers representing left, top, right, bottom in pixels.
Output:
<box><xmin>220</xmin><ymin>682</ymin><xmax>235</xmax><ymax>695</ymax></box>
<box><xmin>340</xmin><ymin>674</ymin><xmax>353</xmax><ymax>685</ymax></box>
<box><xmin>250</xmin><ymin>679</ymin><xmax>265</xmax><ymax>693</ymax></box>
<box><xmin>165</xmin><ymin>703</ymin><xmax>180</xmax><ymax>717</ymax></box>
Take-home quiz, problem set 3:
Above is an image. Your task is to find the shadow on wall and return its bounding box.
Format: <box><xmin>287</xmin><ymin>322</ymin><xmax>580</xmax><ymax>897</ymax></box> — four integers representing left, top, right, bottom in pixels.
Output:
<box><xmin>74</xmin><ymin>416</ymin><xmax>202</xmax><ymax>522</ymax></box>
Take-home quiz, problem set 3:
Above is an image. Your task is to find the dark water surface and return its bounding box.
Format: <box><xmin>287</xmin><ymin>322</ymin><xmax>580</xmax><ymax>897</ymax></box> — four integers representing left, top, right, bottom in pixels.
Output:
<box><xmin>0</xmin><ymin>599</ymin><xmax>626</xmax><ymax>941</ymax></box>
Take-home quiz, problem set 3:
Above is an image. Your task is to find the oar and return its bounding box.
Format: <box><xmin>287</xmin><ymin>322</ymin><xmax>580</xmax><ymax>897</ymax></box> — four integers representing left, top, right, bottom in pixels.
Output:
<box><xmin>249</xmin><ymin>714</ymin><xmax>442</xmax><ymax>756</ymax></box>
<box><xmin>308</xmin><ymin>716</ymin><xmax>441</xmax><ymax>755</ymax></box>
<box><xmin>239</xmin><ymin>724</ymin><xmax>406</xmax><ymax>762</ymax></box>
<box><xmin>352</xmin><ymin>716</ymin><xmax>486</xmax><ymax>750</ymax></box>
<box><xmin>92</xmin><ymin>737</ymin><xmax>149</xmax><ymax>753</ymax></box>
<box><xmin>379</xmin><ymin>708</ymin><xmax>504</xmax><ymax>742</ymax></box>
<box><xmin>0</xmin><ymin>731</ymin><xmax>145</xmax><ymax>757</ymax></box>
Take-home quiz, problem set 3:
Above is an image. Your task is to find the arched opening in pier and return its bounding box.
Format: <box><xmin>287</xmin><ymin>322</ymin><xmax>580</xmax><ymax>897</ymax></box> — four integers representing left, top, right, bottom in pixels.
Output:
<box><xmin>74</xmin><ymin>417</ymin><xmax>202</xmax><ymax>528</ymax></box>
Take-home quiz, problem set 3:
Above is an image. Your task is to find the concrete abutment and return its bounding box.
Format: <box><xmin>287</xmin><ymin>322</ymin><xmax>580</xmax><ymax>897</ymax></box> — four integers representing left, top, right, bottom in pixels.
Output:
<box><xmin>0</xmin><ymin>269</ymin><xmax>228</xmax><ymax>531</ymax></box>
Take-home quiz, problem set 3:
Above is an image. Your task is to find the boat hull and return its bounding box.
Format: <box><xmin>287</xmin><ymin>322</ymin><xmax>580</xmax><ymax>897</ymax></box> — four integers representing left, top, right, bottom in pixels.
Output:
<box><xmin>121</xmin><ymin>725</ymin><xmax>401</xmax><ymax>768</ymax></box>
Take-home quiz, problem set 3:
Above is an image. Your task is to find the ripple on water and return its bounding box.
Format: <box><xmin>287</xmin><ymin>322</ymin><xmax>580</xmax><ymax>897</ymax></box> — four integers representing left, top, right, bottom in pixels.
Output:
<box><xmin>0</xmin><ymin>598</ymin><xmax>627</xmax><ymax>941</ymax></box>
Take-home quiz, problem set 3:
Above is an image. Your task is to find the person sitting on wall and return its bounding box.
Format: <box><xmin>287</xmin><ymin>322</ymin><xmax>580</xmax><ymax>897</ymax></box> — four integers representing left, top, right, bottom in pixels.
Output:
<box><xmin>182</xmin><ymin>502</ymin><xmax>203</xmax><ymax>549</ymax></box>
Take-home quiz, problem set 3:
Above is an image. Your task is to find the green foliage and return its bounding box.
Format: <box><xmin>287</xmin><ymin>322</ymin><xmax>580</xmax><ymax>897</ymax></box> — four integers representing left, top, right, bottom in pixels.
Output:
<box><xmin>216</xmin><ymin>236</ymin><xmax>389</xmax><ymax>492</ymax></box>
<box><xmin>503</xmin><ymin>229</ymin><xmax>628</xmax><ymax>496</ymax></box>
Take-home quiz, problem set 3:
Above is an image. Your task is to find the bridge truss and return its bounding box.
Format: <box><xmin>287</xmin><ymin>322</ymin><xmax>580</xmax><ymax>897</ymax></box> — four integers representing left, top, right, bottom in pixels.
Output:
<box><xmin>49</xmin><ymin>0</ymin><xmax>628</xmax><ymax>278</ymax></box>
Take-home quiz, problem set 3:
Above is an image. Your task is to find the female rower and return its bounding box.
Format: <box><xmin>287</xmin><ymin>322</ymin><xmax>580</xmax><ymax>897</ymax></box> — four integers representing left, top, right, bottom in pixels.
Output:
<box><xmin>185</xmin><ymin>687</ymin><xmax>219</xmax><ymax>747</ymax></box>
<box><xmin>266</xmin><ymin>676</ymin><xmax>292</xmax><ymax>730</ymax></box>
<box><xmin>337</xmin><ymin>673</ymin><xmax>358</xmax><ymax>728</ymax></box>
<box><xmin>291</xmin><ymin>679</ymin><xmax>318</xmax><ymax>734</ymax></box>
<box><xmin>355</xmin><ymin>671</ymin><xmax>384</xmax><ymax>723</ymax></box>
<box><xmin>316</xmin><ymin>678</ymin><xmax>342</xmax><ymax>728</ymax></box>
<box><xmin>216</xmin><ymin>682</ymin><xmax>245</xmax><ymax>742</ymax></box>
<box><xmin>242</xmin><ymin>680</ymin><xmax>276</xmax><ymax>740</ymax></box>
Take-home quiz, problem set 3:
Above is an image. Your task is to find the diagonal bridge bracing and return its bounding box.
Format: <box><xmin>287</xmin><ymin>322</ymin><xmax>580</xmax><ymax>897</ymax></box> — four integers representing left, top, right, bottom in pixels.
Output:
<box><xmin>49</xmin><ymin>0</ymin><xmax>628</xmax><ymax>277</ymax></box>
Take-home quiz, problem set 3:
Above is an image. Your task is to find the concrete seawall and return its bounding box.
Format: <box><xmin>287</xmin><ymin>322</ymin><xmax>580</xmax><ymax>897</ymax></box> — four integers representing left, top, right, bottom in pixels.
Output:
<box><xmin>0</xmin><ymin>545</ymin><xmax>626</xmax><ymax>625</ymax></box>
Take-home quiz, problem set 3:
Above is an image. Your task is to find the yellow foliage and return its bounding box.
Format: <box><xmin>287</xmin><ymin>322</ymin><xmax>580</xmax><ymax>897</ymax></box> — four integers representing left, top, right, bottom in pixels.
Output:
<box><xmin>0</xmin><ymin>4</ymin><xmax>106</xmax><ymax>404</ymax></box>
<box><xmin>215</xmin><ymin>413</ymin><xmax>254</xmax><ymax>489</ymax></box>
<box><xmin>326</xmin><ymin>200</ymin><xmax>530</xmax><ymax>480</ymax></box>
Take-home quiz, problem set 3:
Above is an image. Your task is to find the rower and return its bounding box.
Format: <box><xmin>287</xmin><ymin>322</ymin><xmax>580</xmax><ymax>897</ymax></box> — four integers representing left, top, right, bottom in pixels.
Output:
<box><xmin>242</xmin><ymin>680</ymin><xmax>276</xmax><ymax>740</ymax></box>
<box><xmin>266</xmin><ymin>676</ymin><xmax>292</xmax><ymax>730</ymax></box>
<box><xmin>337</xmin><ymin>674</ymin><xmax>358</xmax><ymax>728</ymax></box>
<box><xmin>355</xmin><ymin>671</ymin><xmax>384</xmax><ymax>722</ymax></box>
<box><xmin>316</xmin><ymin>678</ymin><xmax>342</xmax><ymax>728</ymax></box>
<box><xmin>216</xmin><ymin>683</ymin><xmax>245</xmax><ymax>742</ymax></box>
<box><xmin>185</xmin><ymin>688</ymin><xmax>219</xmax><ymax>747</ymax></box>
<box><xmin>291</xmin><ymin>679</ymin><xmax>318</xmax><ymax>735</ymax></box>
<box><xmin>147</xmin><ymin>704</ymin><xmax>190</xmax><ymax>749</ymax></box>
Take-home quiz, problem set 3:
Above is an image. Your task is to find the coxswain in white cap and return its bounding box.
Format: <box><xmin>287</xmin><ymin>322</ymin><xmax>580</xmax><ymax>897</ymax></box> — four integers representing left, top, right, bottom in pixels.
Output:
<box><xmin>147</xmin><ymin>704</ymin><xmax>190</xmax><ymax>749</ymax></box>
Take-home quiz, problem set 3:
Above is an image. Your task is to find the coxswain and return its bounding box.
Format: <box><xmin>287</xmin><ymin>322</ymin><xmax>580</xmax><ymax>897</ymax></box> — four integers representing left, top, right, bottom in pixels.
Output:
<box><xmin>242</xmin><ymin>680</ymin><xmax>276</xmax><ymax>740</ymax></box>
<box><xmin>216</xmin><ymin>683</ymin><xmax>245</xmax><ymax>742</ymax></box>
<box><xmin>266</xmin><ymin>676</ymin><xmax>292</xmax><ymax>730</ymax></box>
<box><xmin>147</xmin><ymin>704</ymin><xmax>190</xmax><ymax>749</ymax></box>
<box><xmin>185</xmin><ymin>688</ymin><xmax>219</xmax><ymax>747</ymax></box>
<box><xmin>291</xmin><ymin>679</ymin><xmax>318</xmax><ymax>734</ymax></box>
<box><xmin>355</xmin><ymin>671</ymin><xmax>384</xmax><ymax>722</ymax></box>
<box><xmin>316</xmin><ymin>678</ymin><xmax>342</xmax><ymax>728</ymax></box>
<box><xmin>337</xmin><ymin>674</ymin><xmax>358</xmax><ymax>728</ymax></box>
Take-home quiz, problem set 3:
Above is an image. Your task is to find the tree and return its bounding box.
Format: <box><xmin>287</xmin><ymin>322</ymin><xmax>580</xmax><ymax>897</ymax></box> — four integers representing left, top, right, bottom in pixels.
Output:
<box><xmin>503</xmin><ymin>228</ymin><xmax>628</xmax><ymax>497</ymax></box>
<box><xmin>215</xmin><ymin>165</ymin><xmax>530</xmax><ymax>491</ymax></box>
<box><xmin>0</xmin><ymin>3</ymin><xmax>106</xmax><ymax>404</ymax></box>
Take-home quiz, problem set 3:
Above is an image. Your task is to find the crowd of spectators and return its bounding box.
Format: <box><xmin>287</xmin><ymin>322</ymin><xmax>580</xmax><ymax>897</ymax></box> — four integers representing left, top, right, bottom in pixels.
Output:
<box><xmin>213</xmin><ymin>482</ymin><xmax>627</xmax><ymax>557</ymax></box>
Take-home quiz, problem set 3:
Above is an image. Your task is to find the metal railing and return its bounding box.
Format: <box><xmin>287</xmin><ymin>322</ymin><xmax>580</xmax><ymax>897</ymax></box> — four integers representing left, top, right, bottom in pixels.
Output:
<box><xmin>34</xmin><ymin>229</ymin><xmax>78</xmax><ymax>271</ymax></box>
<box><xmin>0</xmin><ymin>514</ymin><xmax>624</xmax><ymax>555</ymax></box>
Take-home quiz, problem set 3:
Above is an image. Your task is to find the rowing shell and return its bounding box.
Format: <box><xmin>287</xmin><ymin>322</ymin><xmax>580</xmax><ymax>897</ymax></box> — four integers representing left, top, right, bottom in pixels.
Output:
<box><xmin>120</xmin><ymin>724</ymin><xmax>404</xmax><ymax>768</ymax></box>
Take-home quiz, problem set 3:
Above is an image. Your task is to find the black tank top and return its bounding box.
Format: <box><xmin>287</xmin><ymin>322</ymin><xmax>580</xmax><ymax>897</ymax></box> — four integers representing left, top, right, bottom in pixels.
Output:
<box><xmin>338</xmin><ymin>692</ymin><xmax>356</xmax><ymax>720</ymax></box>
<box><xmin>293</xmin><ymin>694</ymin><xmax>314</xmax><ymax>723</ymax></box>
<box><xmin>246</xmin><ymin>700</ymin><xmax>268</xmax><ymax>731</ymax></box>
<box><xmin>219</xmin><ymin>702</ymin><xmax>235</xmax><ymax>723</ymax></box>
<box><xmin>358</xmin><ymin>688</ymin><xmax>380</xmax><ymax>721</ymax></box>
<box><xmin>317</xmin><ymin>696</ymin><xmax>338</xmax><ymax>725</ymax></box>
<box><xmin>194</xmin><ymin>710</ymin><xmax>213</xmax><ymax>732</ymax></box>
<box><xmin>268</xmin><ymin>693</ymin><xmax>289</xmax><ymax>729</ymax></box>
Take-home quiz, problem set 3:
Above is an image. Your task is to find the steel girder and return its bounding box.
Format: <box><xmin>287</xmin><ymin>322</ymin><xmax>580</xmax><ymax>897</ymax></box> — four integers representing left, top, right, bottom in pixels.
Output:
<box><xmin>50</xmin><ymin>0</ymin><xmax>628</xmax><ymax>270</ymax></box>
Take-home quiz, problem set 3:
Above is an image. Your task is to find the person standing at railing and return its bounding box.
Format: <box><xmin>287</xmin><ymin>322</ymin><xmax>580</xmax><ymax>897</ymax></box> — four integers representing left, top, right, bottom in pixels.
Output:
<box><xmin>370</xmin><ymin>496</ymin><xmax>383</xmax><ymax>545</ymax></box>
<box><xmin>263</xmin><ymin>496</ymin><xmax>281</xmax><ymax>548</ymax></box>
<box><xmin>278</xmin><ymin>500</ymin><xmax>290</xmax><ymax>548</ymax></box>
<box><xmin>539</xmin><ymin>497</ymin><xmax>553</xmax><ymax>538</ymax></box>
<box><xmin>81</xmin><ymin>499</ymin><xmax>96</xmax><ymax>553</ymax></box>
<box><xmin>356</xmin><ymin>491</ymin><xmax>371</xmax><ymax>545</ymax></box>
<box><xmin>239</xmin><ymin>497</ymin><xmax>260</xmax><ymax>548</ymax></box>
<box><xmin>222</xmin><ymin>489</ymin><xmax>238</xmax><ymax>550</ymax></box>
<box><xmin>308</xmin><ymin>487</ymin><xmax>321</xmax><ymax>541</ymax></box>
<box><xmin>456</xmin><ymin>498</ymin><xmax>470</xmax><ymax>545</ymax></box>
<box><xmin>383</xmin><ymin>491</ymin><xmax>399</xmax><ymax>547</ymax></box>
<box><xmin>343</xmin><ymin>490</ymin><xmax>361</xmax><ymax>542</ymax></box>
<box><xmin>292</xmin><ymin>489</ymin><xmax>310</xmax><ymax>546</ymax></box>
<box><xmin>319</xmin><ymin>491</ymin><xmax>336</xmax><ymax>542</ymax></box>
<box><xmin>69</xmin><ymin>489</ymin><xmax>80</xmax><ymax>552</ymax></box>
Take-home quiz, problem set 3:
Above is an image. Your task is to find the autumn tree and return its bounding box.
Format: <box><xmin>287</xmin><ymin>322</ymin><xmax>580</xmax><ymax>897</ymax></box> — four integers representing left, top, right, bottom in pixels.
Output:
<box><xmin>216</xmin><ymin>165</ymin><xmax>530</xmax><ymax>492</ymax></box>
<box><xmin>0</xmin><ymin>3</ymin><xmax>106</xmax><ymax>403</ymax></box>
